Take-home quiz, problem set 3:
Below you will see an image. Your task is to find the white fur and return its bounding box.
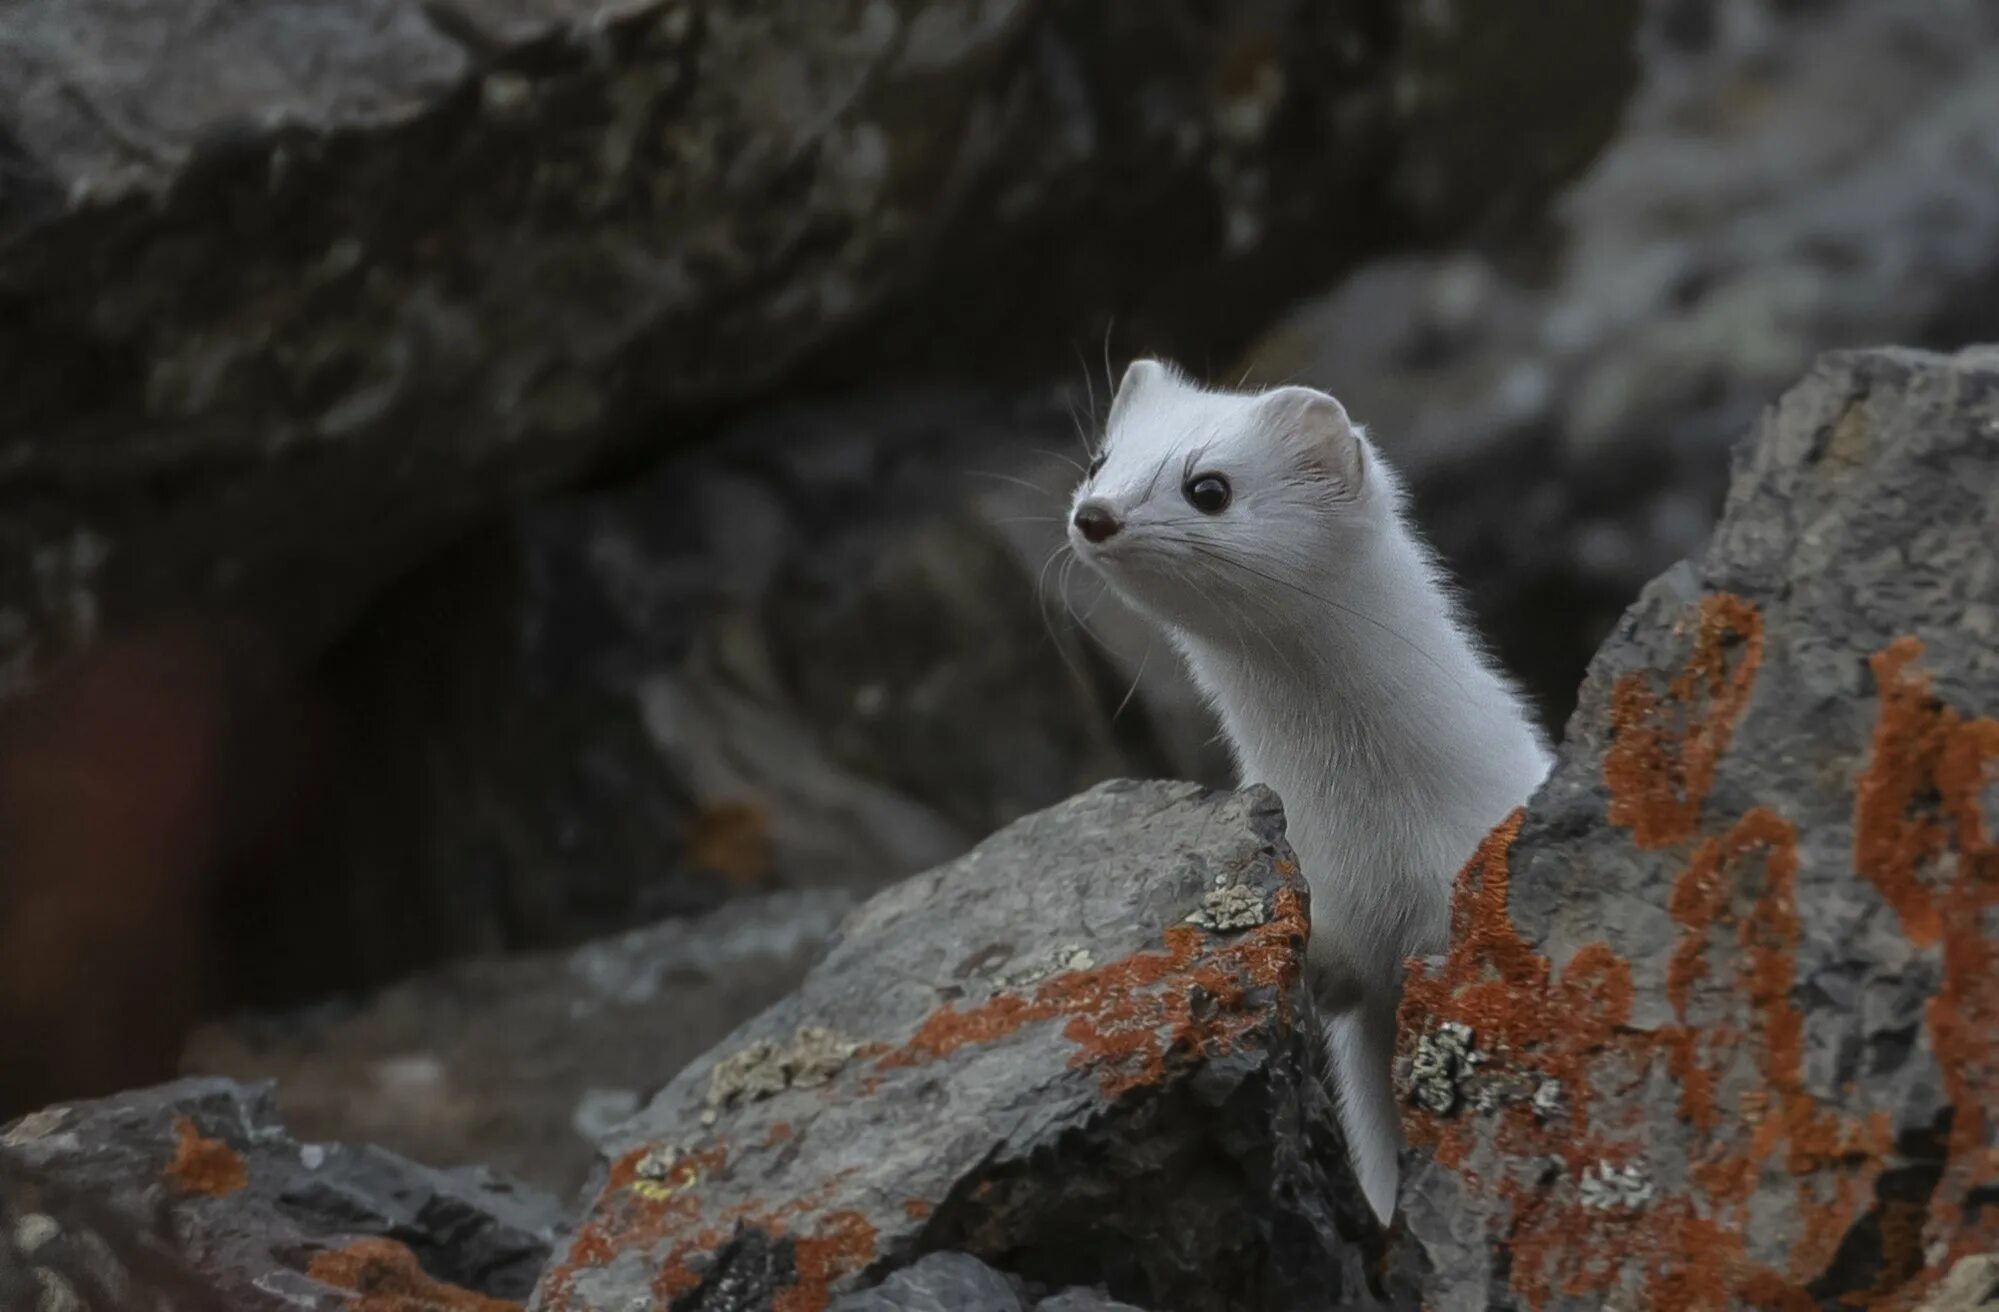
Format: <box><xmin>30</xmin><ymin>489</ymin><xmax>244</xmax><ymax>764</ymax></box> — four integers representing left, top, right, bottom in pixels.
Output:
<box><xmin>1067</xmin><ymin>360</ymin><xmax>1551</xmax><ymax>1223</ymax></box>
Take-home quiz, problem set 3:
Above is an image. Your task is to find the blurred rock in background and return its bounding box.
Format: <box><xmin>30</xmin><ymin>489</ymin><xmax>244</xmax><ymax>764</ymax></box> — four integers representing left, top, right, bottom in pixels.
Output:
<box><xmin>1245</xmin><ymin>0</ymin><xmax>1999</xmax><ymax>724</ymax></box>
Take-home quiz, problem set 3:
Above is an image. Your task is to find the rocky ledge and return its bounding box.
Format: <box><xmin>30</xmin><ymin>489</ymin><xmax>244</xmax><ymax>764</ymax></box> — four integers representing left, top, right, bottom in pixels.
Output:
<box><xmin>1395</xmin><ymin>346</ymin><xmax>1999</xmax><ymax>1308</ymax></box>
<box><xmin>11</xmin><ymin>346</ymin><xmax>1999</xmax><ymax>1309</ymax></box>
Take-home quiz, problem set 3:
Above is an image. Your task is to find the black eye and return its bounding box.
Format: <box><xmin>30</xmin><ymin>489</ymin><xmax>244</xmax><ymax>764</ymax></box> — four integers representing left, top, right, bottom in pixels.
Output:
<box><xmin>1087</xmin><ymin>451</ymin><xmax>1106</xmax><ymax>479</ymax></box>
<box><xmin>1184</xmin><ymin>473</ymin><xmax>1231</xmax><ymax>514</ymax></box>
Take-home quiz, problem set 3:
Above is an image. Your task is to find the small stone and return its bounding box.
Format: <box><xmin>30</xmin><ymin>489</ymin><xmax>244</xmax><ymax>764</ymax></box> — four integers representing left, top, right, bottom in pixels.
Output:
<box><xmin>33</xmin><ymin>1267</ymin><xmax>83</xmax><ymax>1312</ymax></box>
<box><xmin>12</xmin><ymin>1213</ymin><xmax>59</xmax><ymax>1253</ymax></box>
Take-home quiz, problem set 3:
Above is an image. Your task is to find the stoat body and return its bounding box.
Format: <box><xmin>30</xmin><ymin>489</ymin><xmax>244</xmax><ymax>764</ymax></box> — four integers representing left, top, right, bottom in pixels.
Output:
<box><xmin>1067</xmin><ymin>360</ymin><xmax>1550</xmax><ymax>1222</ymax></box>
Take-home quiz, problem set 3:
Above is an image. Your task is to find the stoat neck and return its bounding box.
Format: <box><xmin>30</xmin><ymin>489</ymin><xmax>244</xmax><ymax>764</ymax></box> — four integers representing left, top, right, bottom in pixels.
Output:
<box><xmin>1170</xmin><ymin>524</ymin><xmax>1518</xmax><ymax>775</ymax></box>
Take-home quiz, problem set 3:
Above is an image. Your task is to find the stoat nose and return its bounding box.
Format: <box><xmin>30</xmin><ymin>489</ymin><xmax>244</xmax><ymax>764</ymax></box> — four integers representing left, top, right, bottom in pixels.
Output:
<box><xmin>1072</xmin><ymin>501</ymin><xmax>1122</xmax><ymax>544</ymax></box>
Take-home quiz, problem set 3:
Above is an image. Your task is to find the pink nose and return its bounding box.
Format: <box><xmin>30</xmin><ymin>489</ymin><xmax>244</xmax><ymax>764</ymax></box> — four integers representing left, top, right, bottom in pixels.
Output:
<box><xmin>1072</xmin><ymin>502</ymin><xmax>1121</xmax><ymax>543</ymax></box>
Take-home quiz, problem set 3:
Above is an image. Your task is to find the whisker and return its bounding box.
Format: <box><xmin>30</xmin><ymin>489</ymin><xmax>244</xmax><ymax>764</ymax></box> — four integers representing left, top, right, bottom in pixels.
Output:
<box><xmin>1058</xmin><ymin>552</ymin><xmax>1113</xmax><ymax>651</ymax></box>
<box><xmin>1112</xmin><ymin>639</ymin><xmax>1153</xmax><ymax>723</ymax></box>
<box><xmin>968</xmin><ymin>468</ymin><xmax>1062</xmax><ymax>498</ymax></box>
<box><xmin>1034</xmin><ymin>542</ymin><xmax>1097</xmax><ymax>693</ymax></box>
<box><xmin>1033</xmin><ymin>448</ymin><xmax>1088</xmax><ymax>477</ymax></box>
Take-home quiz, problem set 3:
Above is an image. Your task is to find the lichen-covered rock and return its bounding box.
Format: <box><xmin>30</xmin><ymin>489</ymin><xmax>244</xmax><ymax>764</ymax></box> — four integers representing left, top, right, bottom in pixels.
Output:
<box><xmin>530</xmin><ymin>780</ymin><xmax>1383</xmax><ymax>1312</ymax></box>
<box><xmin>185</xmin><ymin>890</ymin><xmax>855</xmax><ymax>1197</ymax></box>
<box><xmin>0</xmin><ymin>1076</ymin><xmax>565</xmax><ymax>1308</ymax></box>
<box><xmin>0</xmin><ymin>0</ymin><xmax>1637</xmax><ymax>693</ymax></box>
<box><xmin>1392</xmin><ymin>347</ymin><xmax>1999</xmax><ymax>1308</ymax></box>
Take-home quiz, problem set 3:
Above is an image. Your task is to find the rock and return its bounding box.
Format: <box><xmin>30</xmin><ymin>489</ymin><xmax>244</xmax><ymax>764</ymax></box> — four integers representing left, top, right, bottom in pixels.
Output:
<box><xmin>185</xmin><ymin>890</ymin><xmax>855</xmax><ymax>1198</ymax></box>
<box><xmin>0</xmin><ymin>1076</ymin><xmax>565</xmax><ymax>1308</ymax></box>
<box><xmin>1244</xmin><ymin>0</ymin><xmax>1999</xmax><ymax>728</ymax></box>
<box><xmin>1393</xmin><ymin>348</ymin><xmax>1999</xmax><ymax>1307</ymax></box>
<box><xmin>0</xmin><ymin>0</ymin><xmax>1639</xmax><ymax>693</ymax></box>
<box><xmin>257</xmin><ymin>386</ymin><xmax>1225</xmax><ymax>993</ymax></box>
<box><xmin>825</xmin><ymin>1252</ymin><xmax>1148</xmax><ymax>1312</ymax></box>
<box><xmin>529</xmin><ymin>780</ymin><xmax>1383</xmax><ymax>1312</ymax></box>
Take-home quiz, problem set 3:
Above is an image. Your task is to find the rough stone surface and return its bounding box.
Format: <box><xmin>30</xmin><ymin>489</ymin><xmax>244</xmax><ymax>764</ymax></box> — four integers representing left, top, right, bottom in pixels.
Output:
<box><xmin>0</xmin><ymin>0</ymin><xmax>1638</xmax><ymax>693</ymax></box>
<box><xmin>185</xmin><ymin>890</ymin><xmax>854</xmax><ymax>1198</ymax></box>
<box><xmin>1393</xmin><ymin>347</ymin><xmax>1999</xmax><ymax>1308</ymax></box>
<box><xmin>1245</xmin><ymin>0</ymin><xmax>1999</xmax><ymax>727</ymax></box>
<box><xmin>0</xmin><ymin>1076</ymin><xmax>565</xmax><ymax>1308</ymax></box>
<box><xmin>824</xmin><ymin>1252</ymin><xmax>1147</xmax><ymax>1312</ymax></box>
<box><xmin>529</xmin><ymin>780</ymin><xmax>1384</xmax><ymax>1312</ymax></box>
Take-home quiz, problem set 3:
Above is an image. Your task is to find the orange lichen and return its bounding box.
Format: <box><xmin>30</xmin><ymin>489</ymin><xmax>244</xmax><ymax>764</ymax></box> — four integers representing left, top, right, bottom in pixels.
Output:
<box><xmin>1852</xmin><ymin>640</ymin><xmax>1999</xmax><ymax>1266</ymax></box>
<box><xmin>683</xmin><ymin>800</ymin><xmax>776</xmax><ymax>888</ymax></box>
<box><xmin>1404</xmin><ymin>620</ymin><xmax>1999</xmax><ymax>1309</ymax></box>
<box><xmin>305</xmin><ymin>1237</ymin><xmax>520</xmax><ymax>1311</ymax></box>
<box><xmin>901</xmin><ymin>1199</ymin><xmax>932</xmax><ymax>1220</ymax></box>
<box><xmin>876</xmin><ymin>882</ymin><xmax>1308</xmax><ymax>1100</ymax></box>
<box><xmin>772</xmin><ymin>1210</ymin><xmax>878</xmax><ymax>1312</ymax></box>
<box><xmin>165</xmin><ymin>1116</ymin><xmax>247</xmax><ymax>1197</ymax></box>
<box><xmin>1603</xmin><ymin>593</ymin><xmax>1764</xmax><ymax>848</ymax></box>
<box><xmin>1400</xmin><ymin>811</ymin><xmax>1634</xmax><ymax>1178</ymax></box>
<box><xmin>537</xmin><ymin>859</ymin><xmax>1313</xmax><ymax>1310</ymax></box>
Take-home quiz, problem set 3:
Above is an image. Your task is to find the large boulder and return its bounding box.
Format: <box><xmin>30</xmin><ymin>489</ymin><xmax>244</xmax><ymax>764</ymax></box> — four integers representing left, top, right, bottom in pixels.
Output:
<box><xmin>0</xmin><ymin>1076</ymin><xmax>565</xmax><ymax>1309</ymax></box>
<box><xmin>0</xmin><ymin>0</ymin><xmax>1639</xmax><ymax>690</ymax></box>
<box><xmin>1393</xmin><ymin>347</ymin><xmax>1999</xmax><ymax>1307</ymax></box>
<box><xmin>529</xmin><ymin>780</ymin><xmax>1383</xmax><ymax>1312</ymax></box>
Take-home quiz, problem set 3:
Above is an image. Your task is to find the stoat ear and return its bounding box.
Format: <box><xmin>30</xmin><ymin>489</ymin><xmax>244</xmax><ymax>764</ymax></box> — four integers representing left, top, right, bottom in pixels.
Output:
<box><xmin>1107</xmin><ymin>358</ymin><xmax>1169</xmax><ymax>431</ymax></box>
<box><xmin>1256</xmin><ymin>385</ymin><xmax>1365</xmax><ymax>495</ymax></box>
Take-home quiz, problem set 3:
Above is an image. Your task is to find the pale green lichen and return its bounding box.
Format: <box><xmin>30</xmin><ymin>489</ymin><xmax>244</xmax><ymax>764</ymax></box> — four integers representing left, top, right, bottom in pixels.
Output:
<box><xmin>701</xmin><ymin>1025</ymin><xmax>859</xmax><ymax>1124</ymax></box>
<box><xmin>1187</xmin><ymin>878</ymin><xmax>1266</xmax><ymax>932</ymax></box>
<box><xmin>1408</xmin><ymin>1019</ymin><xmax>1481</xmax><ymax>1116</ymax></box>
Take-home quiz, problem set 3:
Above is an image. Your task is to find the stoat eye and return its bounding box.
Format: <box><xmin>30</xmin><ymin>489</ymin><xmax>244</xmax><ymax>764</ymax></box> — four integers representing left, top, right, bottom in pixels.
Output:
<box><xmin>1183</xmin><ymin>472</ymin><xmax>1231</xmax><ymax>514</ymax></box>
<box><xmin>1086</xmin><ymin>451</ymin><xmax>1106</xmax><ymax>479</ymax></box>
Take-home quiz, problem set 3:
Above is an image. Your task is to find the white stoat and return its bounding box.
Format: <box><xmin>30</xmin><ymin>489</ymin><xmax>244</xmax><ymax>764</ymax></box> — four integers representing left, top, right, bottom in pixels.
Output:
<box><xmin>1066</xmin><ymin>359</ymin><xmax>1550</xmax><ymax>1222</ymax></box>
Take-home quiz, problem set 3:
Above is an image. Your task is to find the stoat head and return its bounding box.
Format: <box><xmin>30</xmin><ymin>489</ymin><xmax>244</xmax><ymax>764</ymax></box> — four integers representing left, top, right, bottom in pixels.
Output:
<box><xmin>1067</xmin><ymin>359</ymin><xmax>1383</xmax><ymax>638</ymax></box>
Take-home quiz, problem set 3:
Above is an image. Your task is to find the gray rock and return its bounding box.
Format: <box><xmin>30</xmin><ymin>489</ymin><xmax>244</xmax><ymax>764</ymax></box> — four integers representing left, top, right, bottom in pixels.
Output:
<box><xmin>824</xmin><ymin>1252</ymin><xmax>1152</xmax><ymax>1312</ymax></box>
<box><xmin>185</xmin><ymin>890</ymin><xmax>856</xmax><ymax>1197</ymax></box>
<box><xmin>528</xmin><ymin>780</ymin><xmax>1384</xmax><ymax>1312</ymax></box>
<box><xmin>1245</xmin><ymin>0</ymin><xmax>1999</xmax><ymax>728</ymax></box>
<box><xmin>1392</xmin><ymin>347</ymin><xmax>1999</xmax><ymax>1308</ymax></box>
<box><xmin>0</xmin><ymin>1076</ymin><xmax>565</xmax><ymax>1308</ymax></box>
<box><xmin>828</xmin><ymin>1253</ymin><xmax>1036</xmax><ymax>1312</ymax></box>
<box><xmin>0</xmin><ymin>0</ymin><xmax>1639</xmax><ymax>694</ymax></box>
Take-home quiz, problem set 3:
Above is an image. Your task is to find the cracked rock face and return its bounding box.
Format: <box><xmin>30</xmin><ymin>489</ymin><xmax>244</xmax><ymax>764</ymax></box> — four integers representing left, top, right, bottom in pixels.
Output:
<box><xmin>531</xmin><ymin>780</ymin><xmax>1383</xmax><ymax>1312</ymax></box>
<box><xmin>0</xmin><ymin>0</ymin><xmax>1637</xmax><ymax>692</ymax></box>
<box><xmin>1392</xmin><ymin>348</ymin><xmax>1999</xmax><ymax>1309</ymax></box>
<box><xmin>0</xmin><ymin>1076</ymin><xmax>565</xmax><ymax>1309</ymax></box>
